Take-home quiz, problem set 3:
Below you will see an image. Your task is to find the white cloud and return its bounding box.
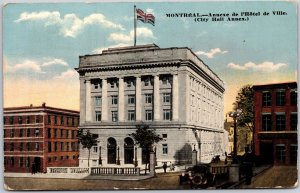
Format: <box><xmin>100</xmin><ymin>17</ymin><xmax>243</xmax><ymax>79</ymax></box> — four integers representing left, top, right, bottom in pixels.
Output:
<box><xmin>108</xmin><ymin>27</ymin><xmax>155</xmax><ymax>43</ymax></box>
<box><xmin>41</xmin><ymin>58</ymin><xmax>68</xmax><ymax>67</ymax></box>
<box><xmin>5</xmin><ymin>58</ymin><xmax>69</xmax><ymax>74</ymax></box>
<box><xmin>6</xmin><ymin>60</ymin><xmax>44</xmax><ymax>73</ymax></box>
<box><xmin>15</xmin><ymin>11</ymin><xmax>124</xmax><ymax>38</ymax></box>
<box><xmin>93</xmin><ymin>43</ymin><xmax>131</xmax><ymax>54</ymax></box>
<box><xmin>227</xmin><ymin>61</ymin><xmax>288</xmax><ymax>72</ymax></box>
<box><xmin>146</xmin><ymin>8</ymin><xmax>154</xmax><ymax>14</ymax></box>
<box><xmin>196</xmin><ymin>48</ymin><xmax>228</xmax><ymax>58</ymax></box>
<box><xmin>53</xmin><ymin>69</ymin><xmax>78</xmax><ymax>80</ymax></box>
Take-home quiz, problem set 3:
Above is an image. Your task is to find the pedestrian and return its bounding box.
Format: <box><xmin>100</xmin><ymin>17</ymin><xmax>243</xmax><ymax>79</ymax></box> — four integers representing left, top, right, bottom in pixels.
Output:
<box><xmin>163</xmin><ymin>162</ymin><xmax>167</xmax><ymax>173</ymax></box>
<box><xmin>170</xmin><ymin>162</ymin><xmax>174</xmax><ymax>171</ymax></box>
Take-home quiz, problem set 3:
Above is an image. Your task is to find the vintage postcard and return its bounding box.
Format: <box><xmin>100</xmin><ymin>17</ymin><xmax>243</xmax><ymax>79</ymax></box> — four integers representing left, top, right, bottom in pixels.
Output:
<box><xmin>2</xmin><ymin>0</ymin><xmax>298</xmax><ymax>190</ymax></box>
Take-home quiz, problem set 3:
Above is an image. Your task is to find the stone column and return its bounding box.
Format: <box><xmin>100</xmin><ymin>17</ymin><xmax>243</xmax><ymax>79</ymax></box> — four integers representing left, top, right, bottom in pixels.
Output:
<box><xmin>154</xmin><ymin>75</ymin><xmax>160</xmax><ymax>121</ymax></box>
<box><xmin>185</xmin><ymin>73</ymin><xmax>190</xmax><ymax>122</ymax></box>
<box><xmin>149</xmin><ymin>151</ymin><xmax>156</xmax><ymax>176</ymax></box>
<box><xmin>172</xmin><ymin>74</ymin><xmax>179</xmax><ymax>121</ymax></box>
<box><xmin>85</xmin><ymin>79</ymin><xmax>92</xmax><ymax>122</ymax></box>
<box><xmin>135</xmin><ymin>76</ymin><xmax>142</xmax><ymax>121</ymax></box>
<box><xmin>80</xmin><ymin>78</ymin><xmax>86</xmax><ymax>124</ymax></box>
<box><xmin>101</xmin><ymin>78</ymin><xmax>108</xmax><ymax>122</ymax></box>
<box><xmin>118</xmin><ymin>78</ymin><xmax>124</xmax><ymax>122</ymax></box>
<box><xmin>192</xmin><ymin>148</ymin><xmax>198</xmax><ymax>165</ymax></box>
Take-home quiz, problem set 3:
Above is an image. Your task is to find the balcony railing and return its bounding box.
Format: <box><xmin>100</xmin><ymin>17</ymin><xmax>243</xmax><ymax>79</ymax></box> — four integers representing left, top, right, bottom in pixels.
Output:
<box><xmin>91</xmin><ymin>167</ymin><xmax>140</xmax><ymax>176</ymax></box>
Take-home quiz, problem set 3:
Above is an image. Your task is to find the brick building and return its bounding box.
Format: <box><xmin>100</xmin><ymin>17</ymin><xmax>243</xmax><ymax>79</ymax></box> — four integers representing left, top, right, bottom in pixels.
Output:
<box><xmin>4</xmin><ymin>103</ymin><xmax>80</xmax><ymax>173</ymax></box>
<box><xmin>253</xmin><ymin>82</ymin><xmax>297</xmax><ymax>165</ymax></box>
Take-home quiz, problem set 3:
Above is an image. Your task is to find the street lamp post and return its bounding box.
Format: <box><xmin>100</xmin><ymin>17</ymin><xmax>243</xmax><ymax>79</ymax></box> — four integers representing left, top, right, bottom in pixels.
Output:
<box><xmin>228</xmin><ymin>109</ymin><xmax>242</xmax><ymax>164</ymax></box>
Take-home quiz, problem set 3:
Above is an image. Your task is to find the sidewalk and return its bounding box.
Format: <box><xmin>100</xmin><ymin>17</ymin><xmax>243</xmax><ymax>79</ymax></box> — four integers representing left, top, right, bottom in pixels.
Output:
<box><xmin>237</xmin><ymin>165</ymin><xmax>298</xmax><ymax>188</ymax></box>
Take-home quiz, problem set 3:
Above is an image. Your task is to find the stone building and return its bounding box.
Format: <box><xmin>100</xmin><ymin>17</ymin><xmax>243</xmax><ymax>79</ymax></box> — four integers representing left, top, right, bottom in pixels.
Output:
<box><xmin>76</xmin><ymin>44</ymin><xmax>226</xmax><ymax>167</ymax></box>
<box><xmin>3</xmin><ymin>103</ymin><xmax>80</xmax><ymax>173</ymax></box>
<box><xmin>253</xmin><ymin>82</ymin><xmax>297</xmax><ymax>165</ymax></box>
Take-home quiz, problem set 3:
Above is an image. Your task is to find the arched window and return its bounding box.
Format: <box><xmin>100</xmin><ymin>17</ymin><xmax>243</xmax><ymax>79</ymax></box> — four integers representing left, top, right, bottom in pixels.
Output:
<box><xmin>107</xmin><ymin>138</ymin><xmax>117</xmax><ymax>164</ymax></box>
<box><xmin>124</xmin><ymin>137</ymin><xmax>134</xmax><ymax>164</ymax></box>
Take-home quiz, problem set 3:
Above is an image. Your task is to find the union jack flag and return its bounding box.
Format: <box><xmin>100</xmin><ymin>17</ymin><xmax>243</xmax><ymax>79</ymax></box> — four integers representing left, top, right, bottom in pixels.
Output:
<box><xmin>136</xmin><ymin>8</ymin><xmax>155</xmax><ymax>26</ymax></box>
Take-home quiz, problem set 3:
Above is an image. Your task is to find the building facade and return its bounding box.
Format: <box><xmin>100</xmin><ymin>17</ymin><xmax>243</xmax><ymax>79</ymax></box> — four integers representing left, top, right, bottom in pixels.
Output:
<box><xmin>253</xmin><ymin>82</ymin><xmax>297</xmax><ymax>165</ymax></box>
<box><xmin>76</xmin><ymin>44</ymin><xmax>226</xmax><ymax>167</ymax></box>
<box><xmin>4</xmin><ymin>103</ymin><xmax>80</xmax><ymax>173</ymax></box>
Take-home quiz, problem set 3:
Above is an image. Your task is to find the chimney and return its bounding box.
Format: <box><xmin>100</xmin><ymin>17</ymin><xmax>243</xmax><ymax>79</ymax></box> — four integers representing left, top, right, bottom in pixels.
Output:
<box><xmin>30</xmin><ymin>104</ymin><xmax>33</xmax><ymax>107</ymax></box>
<box><xmin>42</xmin><ymin>102</ymin><xmax>46</xmax><ymax>107</ymax></box>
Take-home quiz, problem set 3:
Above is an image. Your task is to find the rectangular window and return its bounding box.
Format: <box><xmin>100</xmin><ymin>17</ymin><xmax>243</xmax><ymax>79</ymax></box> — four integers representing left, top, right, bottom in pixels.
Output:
<box><xmin>26</xmin><ymin>157</ymin><xmax>30</xmax><ymax>168</ymax></box>
<box><xmin>35</xmin><ymin>142</ymin><xmax>39</xmax><ymax>151</ymax></box>
<box><xmin>276</xmin><ymin>90</ymin><xmax>286</xmax><ymax>106</ymax></box>
<box><xmin>61</xmin><ymin>142</ymin><xmax>64</xmax><ymax>151</ymax></box>
<box><xmin>276</xmin><ymin>115</ymin><xmax>286</xmax><ymax>131</ymax></box>
<box><xmin>126</xmin><ymin>79</ymin><xmax>134</xmax><ymax>87</ymax></box>
<box><xmin>48</xmin><ymin>128</ymin><xmax>51</xmax><ymax>138</ymax></box>
<box><xmin>290</xmin><ymin>114</ymin><xmax>297</xmax><ymax>130</ymax></box>
<box><xmin>10</xmin><ymin>129</ymin><xmax>14</xmax><ymax>138</ymax></box>
<box><xmin>71</xmin><ymin>130</ymin><xmax>75</xmax><ymax>139</ymax></box>
<box><xmin>71</xmin><ymin>142</ymin><xmax>75</xmax><ymax>151</ymax></box>
<box><xmin>276</xmin><ymin>144</ymin><xmax>286</xmax><ymax>162</ymax></box>
<box><xmin>128</xmin><ymin>95</ymin><xmax>135</xmax><ymax>104</ymax></box>
<box><xmin>35</xmin><ymin>128</ymin><xmax>40</xmax><ymax>137</ymax></box>
<box><xmin>163</xmin><ymin>93</ymin><xmax>171</xmax><ymax>103</ymax></box>
<box><xmin>9</xmin><ymin>116</ymin><xmax>14</xmax><ymax>124</ymax></box>
<box><xmin>54</xmin><ymin>129</ymin><xmax>57</xmax><ymax>138</ymax></box>
<box><xmin>26</xmin><ymin>128</ymin><xmax>30</xmax><ymax>137</ymax></box>
<box><xmin>10</xmin><ymin>157</ymin><xmax>14</xmax><ymax>166</ymax></box>
<box><xmin>26</xmin><ymin>143</ymin><xmax>30</xmax><ymax>151</ymax></box>
<box><xmin>3</xmin><ymin>117</ymin><xmax>6</xmax><ymax>125</ymax></box>
<box><xmin>95</xmin><ymin>96</ymin><xmax>102</xmax><ymax>106</ymax></box>
<box><xmin>262</xmin><ymin>92</ymin><xmax>272</xmax><ymax>106</ymax></box>
<box><xmin>60</xmin><ymin>116</ymin><xmax>64</xmax><ymax>125</ymax></box>
<box><xmin>66</xmin><ymin>130</ymin><xmax>69</xmax><ymax>138</ymax></box>
<box><xmin>145</xmin><ymin>94</ymin><xmax>153</xmax><ymax>104</ymax></box>
<box><xmin>111</xmin><ymin>95</ymin><xmax>118</xmax><ymax>105</ymax></box>
<box><xmin>19</xmin><ymin>129</ymin><xmax>23</xmax><ymax>137</ymax></box>
<box><xmin>112</xmin><ymin>111</ymin><xmax>118</xmax><ymax>122</ymax></box>
<box><xmin>162</xmin><ymin>144</ymin><xmax>168</xmax><ymax>154</ymax></box>
<box><xmin>20</xmin><ymin>142</ymin><xmax>23</xmax><ymax>151</ymax></box>
<box><xmin>163</xmin><ymin>110</ymin><xmax>171</xmax><ymax>120</ymax></box>
<box><xmin>18</xmin><ymin>116</ymin><xmax>23</xmax><ymax>124</ymax></box>
<box><xmin>290</xmin><ymin>144</ymin><xmax>297</xmax><ymax>163</ymax></box>
<box><xmin>290</xmin><ymin>90</ymin><xmax>297</xmax><ymax>106</ymax></box>
<box><xmin>48</xmin><ymin>142</ymin><xmax>52</xmax><ymax>152</ymax></box>
<box><xmin>162</xmin><ymin>77</ymin><xmax>169</xmax><ymax>85</ymax></box>
<box><xmin>67</xmin><ymin>142</ymin><xmax>70</xmax><ymax>151</ymax></box>
<box><xmin>54</xmin><ymin>142</ymin><xmax>58</xmax><ymax>152</ymax></box>
<box><xmin>26</xmin><ymin>116</ymin><xmax>30</xmax><ymax>124</ymax></box>
<box><xmin>262</xmin><ymin>114</ymin><xmax>272</xmax><ymax>131</ymax></box>
<box><xmin>128</xmin><ymin>110</ymin><xmax>135</xmax><ymax>121</ymax></box>
<box><xmin>144</xmin><ymin>77</ymin><xmax>152</xmax><ymax>86</ymax></box>
<box><xmin>19</xmin><ymin>157</ymin><xmax>24</xmax><ymax>167</ymax></box>
<box><xmin>10</xmin><ymin>143</ymin><xmax>14</xmax><ymax>151</ymax></box>
<box><xmin>93</xmin><ymin>146</ymin><xmax>98</xmax><ymax>153</ymax></box>
<box><xmin>162</xmin><ymin>134</ymin><xmax>167</xmax><ymax>138</ymax></box>
<box><xmin>96</xmin><ymin>111</ymin><xmax>102</xmax><ymax>122</ymax></box>
<box><xmin>145</xmin><ymin>110</ymin><xmax>153</xmax><ymax>121</ymax></box>
<box><xmin>35</xmin><ymin>116</ymin><xmax>40</xmax><ymax>123</ymax></box>
<box><xmin>72</xmin><ymin>117</ymin><xmax>75</xmax><ymax>126</ymax></box>
<box><xmin>48</xmin><ymin>115</ymin><xmax>51</xmax><ymax>124</ymax></box>
<box><xmin>54</xmin><ymin>116</ymin><xmax>57</xmax><ymax>125</ymax></box>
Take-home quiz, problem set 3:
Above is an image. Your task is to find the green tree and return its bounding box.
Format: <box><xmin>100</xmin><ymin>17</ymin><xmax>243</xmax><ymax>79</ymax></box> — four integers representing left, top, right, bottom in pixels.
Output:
<box><xmin>78</xmin><ymin>129</ymin><xmax>98</xmax><ymax>167</ymax></box>
<box><xmin>233</xmin><ymin>84</ymin><xmax>254</xmax><ymax>151</ymax></box>
<box><xmin>129</xmin><ymin>124</ymin><xmax>163</xmax><ymax>174</ymax></box>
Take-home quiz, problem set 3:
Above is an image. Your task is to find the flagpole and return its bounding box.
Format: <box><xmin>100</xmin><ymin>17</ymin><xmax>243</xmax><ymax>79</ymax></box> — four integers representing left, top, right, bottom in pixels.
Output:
<box><xmin>134</xmin><ymin>5</ymin><xmax>136</xmax><ymax>46</ymax></box>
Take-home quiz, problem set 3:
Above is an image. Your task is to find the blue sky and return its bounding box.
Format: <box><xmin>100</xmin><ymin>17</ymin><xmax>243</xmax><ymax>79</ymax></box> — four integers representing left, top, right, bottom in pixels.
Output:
<box><xmin>3</xmin><ymin>1</ymin><xmax>298</xmax><ymax>113</ymax></box>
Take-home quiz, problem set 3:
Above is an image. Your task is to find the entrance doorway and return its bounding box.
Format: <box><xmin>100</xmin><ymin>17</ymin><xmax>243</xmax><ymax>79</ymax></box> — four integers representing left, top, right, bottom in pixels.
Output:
<box><xmin>33</xmin><ymin>157</ymin><xmax>41</xmax><ymax>173</ymax></box>
<box><xmin>260</xmin><ymin>141</ymin><xmax>274</xmax><ymax>164</ymax></box>
<box><xmin>124</xmin><ymin>137</ymin><xmax>134</xmax><ymax>164</ymax></box>
<box><xmin>107</xmin><ymin>138</ymin><xmax>117</xmax><ymax>164</ymax></box>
